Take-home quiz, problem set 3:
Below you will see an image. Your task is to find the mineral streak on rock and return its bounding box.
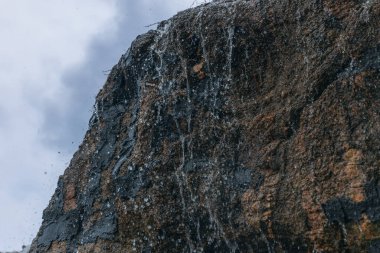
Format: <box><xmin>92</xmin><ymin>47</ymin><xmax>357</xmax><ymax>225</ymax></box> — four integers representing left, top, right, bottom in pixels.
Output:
<box><xmin>30</xmin><ymin>0</ymin><xmax>380</xmax><ymax>252</ymax></box>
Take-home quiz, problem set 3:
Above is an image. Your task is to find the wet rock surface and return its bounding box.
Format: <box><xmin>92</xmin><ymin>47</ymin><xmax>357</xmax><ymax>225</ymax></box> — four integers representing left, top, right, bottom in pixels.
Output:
<box><xmin>30</xmin><ymin>0</ymin><xmax>380</xmax><ymax>252</ymax></box>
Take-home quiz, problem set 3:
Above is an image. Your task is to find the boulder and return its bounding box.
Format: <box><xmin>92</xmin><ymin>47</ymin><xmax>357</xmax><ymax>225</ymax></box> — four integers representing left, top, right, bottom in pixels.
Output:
<box><xmin>31</xmin><ymin>0</ymin><xmax>380</xmax><ymax>252</ymax></box>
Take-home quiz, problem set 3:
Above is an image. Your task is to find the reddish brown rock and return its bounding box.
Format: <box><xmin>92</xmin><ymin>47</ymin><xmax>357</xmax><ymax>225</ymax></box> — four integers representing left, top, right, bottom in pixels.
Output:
<box><xmin>30</xmin><ymin>0</ymin><xmax>380</xmax><ymax>252</ymax></box>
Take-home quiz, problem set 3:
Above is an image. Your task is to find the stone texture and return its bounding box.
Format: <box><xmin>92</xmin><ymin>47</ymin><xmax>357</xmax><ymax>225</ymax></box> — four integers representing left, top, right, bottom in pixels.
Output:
<box><xmin>30</xmin><ymin>0</ymin><xmax>380</xmax><ymax>252</ymax></box>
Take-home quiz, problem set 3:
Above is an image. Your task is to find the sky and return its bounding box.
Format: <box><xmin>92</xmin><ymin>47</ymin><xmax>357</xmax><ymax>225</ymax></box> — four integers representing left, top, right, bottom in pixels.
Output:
<box><xmin>0</xmin><ymin>0</ymin><xmax>208</xmax><ymax>251</ymax></box>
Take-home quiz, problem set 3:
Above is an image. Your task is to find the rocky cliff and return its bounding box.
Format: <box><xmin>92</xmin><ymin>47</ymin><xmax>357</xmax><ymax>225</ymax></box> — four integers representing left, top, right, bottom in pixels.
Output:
<box><xmin>30</xmin><ymin>0</ymin><xmax>380</xmax><ymax>252</ymax></box>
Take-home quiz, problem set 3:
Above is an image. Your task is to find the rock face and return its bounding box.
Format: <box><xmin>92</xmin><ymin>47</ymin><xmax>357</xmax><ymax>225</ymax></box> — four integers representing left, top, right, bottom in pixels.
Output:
<box><xmin>30</xmin><ymin>0</ymin><xmax>380</xmax><ymax>252</ymax></box>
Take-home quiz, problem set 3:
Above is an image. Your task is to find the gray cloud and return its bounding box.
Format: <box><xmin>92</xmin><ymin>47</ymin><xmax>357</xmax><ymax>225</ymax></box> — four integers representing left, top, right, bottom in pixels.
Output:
<box><xmin>41</xmin><ymin>0</ymin><xmax>197</xmax><ymax>154</ymax></box>
<box><xmin>0</xmin><ymin>1</ymin><xmax>203</xmax><ymax>251</ymax></box>
<box><xmin>0</xmin><ymin>1</ymin><xmax>116</xmax><ymax>249</ymax></box>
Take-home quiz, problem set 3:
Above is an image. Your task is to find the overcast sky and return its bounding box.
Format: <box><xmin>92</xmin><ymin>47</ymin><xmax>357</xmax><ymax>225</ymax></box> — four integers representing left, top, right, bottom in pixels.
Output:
<box><xmin>0</xmin><ymin>0</ymin><xmax>207</xmax><ymax>250</ymax></box>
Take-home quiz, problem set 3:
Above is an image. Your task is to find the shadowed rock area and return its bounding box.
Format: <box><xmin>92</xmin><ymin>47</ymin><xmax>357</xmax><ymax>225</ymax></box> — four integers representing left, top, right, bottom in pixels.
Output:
<box><xmin>30</xmin><ymin>0</ymin><xmax>380</xmax><ymax>252</ymax></box>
